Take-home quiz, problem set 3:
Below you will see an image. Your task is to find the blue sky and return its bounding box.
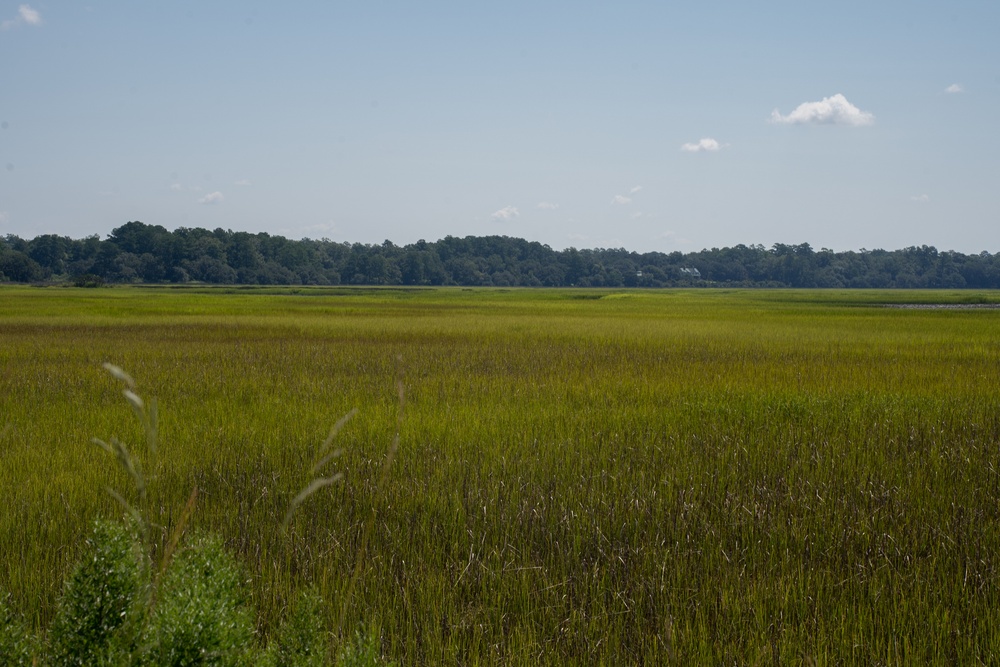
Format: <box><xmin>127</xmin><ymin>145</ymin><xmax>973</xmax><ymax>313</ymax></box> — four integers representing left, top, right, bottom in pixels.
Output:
<box><xmin>1</xmin><ymin>1</ymin><xmax>998</xmax><ymax>253</ymax></box>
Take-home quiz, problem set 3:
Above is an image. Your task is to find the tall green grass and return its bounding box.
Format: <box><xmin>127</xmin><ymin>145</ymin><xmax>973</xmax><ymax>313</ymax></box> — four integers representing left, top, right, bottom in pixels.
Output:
<box><xmin>2</xmin><ymin>286</ymin><xmax>1000</xmax><ymax>663</ymax></box>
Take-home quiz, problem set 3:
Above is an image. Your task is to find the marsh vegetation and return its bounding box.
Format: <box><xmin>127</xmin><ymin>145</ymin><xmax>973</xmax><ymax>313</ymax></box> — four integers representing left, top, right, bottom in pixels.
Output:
<box><xmin>1</xmin><ymin>286</ymin><xmax>999</xmax><ymax>664</ymax></box>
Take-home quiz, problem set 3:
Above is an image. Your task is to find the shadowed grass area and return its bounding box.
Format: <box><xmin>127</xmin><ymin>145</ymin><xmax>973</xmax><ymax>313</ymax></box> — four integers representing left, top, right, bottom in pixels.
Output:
<box><xmin>2</xmin><ymin>285</ymin><xmax>1000</xmax><ymax>664</ymax></box>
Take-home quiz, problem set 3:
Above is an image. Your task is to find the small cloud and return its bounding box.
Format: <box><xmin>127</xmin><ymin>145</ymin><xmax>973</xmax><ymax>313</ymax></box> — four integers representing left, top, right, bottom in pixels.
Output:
<box><xmin>1</xmin><ymin>4</ymin><xmax>41</xmax><ymax>29</ymax></box>
<box><xmin>19</xmin><ymin>4</ymin><xmax>40</xmax><ymax>24</ymax></box>
<box><xmin>911</xmin><ymin>194</ymin><xmax>930</xmax><ymax>203</ymax></box>
<box><xmin>631</xmin><ymin>211</ymin><xmax>644</xmax><ymax>219</ymax></box>
<box><xmin>681</xmin><ymin>137</ymin><xmax>723</xmax><ymax>153</ymax></box>
<box><xmin>629</xmin><ymin>185</ymin><xmax>643</xmax><ymax>194</ymax></box>
<box><xmin>945</xmin><ymin>83</ymin><xmax>964</xmax><ymax>94</ymax></box>
<box><xmin>770</xmin><ymin>93</ymin><xmax>874</xmax><ymax>126</ymax></box>
<box><xmin>491</xmin><ymin>205</ymin><xmax>519</xmax><ymax>221</ymax></box>
<box><xmin>169</xmin><ymin>183</ymin><xmax>183</xmax><ymax>192</ymax></box>
<box><xmin>234</xmin><ymin>179</ymin><xmax>251</xmax><ymax>186</ymax></box>
<box><xmin>198</xmin><ymin>191</ymin><xmax>225</xmax><ymax>205</ymax></box>
<box><xmin>612</xmin><ymin>195</ymin><xmax>631</xmax><ymax>205</ymax></box>
<box><xmin>536</xmin><ymin>201</ymin><xmax>559</xmax><ymax>210</ymax></box>
<box><xmin>0</xmin><ymin>211</ymin><xmax>8</xmax><ymax>224</ymax></box>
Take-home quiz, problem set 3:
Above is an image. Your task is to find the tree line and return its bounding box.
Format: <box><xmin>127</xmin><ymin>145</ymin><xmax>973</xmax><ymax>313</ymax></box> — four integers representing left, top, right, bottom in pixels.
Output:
<box><xmin>2</xmin><ymin>221</ymin><xmax>999</xmax><ymax>288</ymax></box>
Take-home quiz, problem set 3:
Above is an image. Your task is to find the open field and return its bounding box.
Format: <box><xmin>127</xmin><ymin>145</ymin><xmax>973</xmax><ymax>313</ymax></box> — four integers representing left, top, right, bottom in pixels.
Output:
<box><xmin>2</xmin><ymin>285</ymin><xmax>1000</xmax><ymax>664</ymax></box>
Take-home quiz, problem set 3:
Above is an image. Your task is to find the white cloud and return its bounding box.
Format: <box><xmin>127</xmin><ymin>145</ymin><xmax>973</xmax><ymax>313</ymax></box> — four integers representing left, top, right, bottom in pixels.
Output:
<box><xmin>491</xmin><ymin>205</ymin><xmax>519</xmax><ymax>221</ymax></box>
<box><xmin>911</xmin><ymin>194</ymin><xmax>930</xmax><ymax>203</ymax></box>
<box><xmin>612</xmin><ymin>195</ymin><xmax>631</xmax><ymax>205</ymax></box>
<box><xmin>631</xmin><ymin>211</ymin><xmax>644</xmax><ymax>219</ymax></box>
<box><xmin>770</xmin><ymin>93</ymin><xmax>874</xmax><ymax>126</ymax></box>
<box><xmin>234</xmin><ymin>179</ymin><xmax>251</xmax><ymax>186</ymax></box>
<box><xmin>2</xmin><ymin>4</ymin><xmax>41</xmax><ymax>29</ymax></box>
<box><xmin>169</xmin><ymin>183</ymin><xmax>183</xmax><ymax>192</ymax></box>
<box><xmin>536</xmin><ymin>201</ymin><xmax>559</xmax><ymax>210</ymax></box>
<box><xmin>0</xmin><ymin>211</ymin><xmax>8</xmax><ymax>224</ymax></box>
<box><xmin>19</xmin><ymin>5</ymin><xmax>40</xmax><ymax>24</ymax></box>
<box><xmin>629</xmin><ymin>185</ymin><xmax>643</xmax><ymax>194</ymax></box>
<box><xmin>681</xmin><ymin>137</ymin><xmax>723</xmax><ymax>153</ymax></box>
<box><xmin>945</xmin><ymin>83</ymin><xmax>964</xmax><ymax>94</ymax></box>
<box><xmin>198</xmin><ymin>191</ymin><xmax>225</xmax><ymax>205</ymax></box>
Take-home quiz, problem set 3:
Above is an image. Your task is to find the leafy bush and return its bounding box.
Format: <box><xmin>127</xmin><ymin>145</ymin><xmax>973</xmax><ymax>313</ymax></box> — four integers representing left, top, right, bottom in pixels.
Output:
<box><xmin>46</xmin><ymin>520</ymin><xmax>145</xmax><ymax>666</ymax></box>
<box><xmin>143</xmin><ymin>533</ymin><xmax>255</xmax><ymax>667</ymax></box>
<box><xmin>3</xmin><ymin>522</ymin><xmax>394</xmax><ymax>666</ymax></box>
<box><xmin>0</xmin><ymin>594</ymin><xmax>35</xmax><ymax>667</ymax></box>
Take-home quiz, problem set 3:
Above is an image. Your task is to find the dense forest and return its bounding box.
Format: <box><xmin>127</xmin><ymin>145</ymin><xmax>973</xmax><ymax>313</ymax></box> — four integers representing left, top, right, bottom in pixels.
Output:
<box><xmin>2</xmin><ymin>221</ymin><xmax>999</xmax><ymax>288</ymax></box>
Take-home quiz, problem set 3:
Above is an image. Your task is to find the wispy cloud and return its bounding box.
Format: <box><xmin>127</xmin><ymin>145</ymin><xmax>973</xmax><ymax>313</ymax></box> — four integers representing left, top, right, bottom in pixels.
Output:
<box><xmin>611</xmin><ymin>195</ymin><xmax>631</xmax><ymax>205</ymax></box>
<box><xmin>1</xmin><ymin>4</ymin><xmax>42</xmax><ymax>30</ymax></box>
<box><xmin>198</xmin><ymin>191</ymin><xmax>225</xmax><ymax>205</ymax></box>
<box><xmin>770</xmin><ymin>93</ymin><xmax>874</xmax><ymax>126</ymax></box>
<box><xmin>681</xmin><ymin>137</ymin><xmax>724</xmax><ymax>153</ymax></box>
<box><xmin>629</xmin><ymin>185</ymin><xmax>643</xmax><ymax>194</ymax></box>
<box><xmin>491</xmin><ymin>205</ymin><xmax>519</xmax><ymax>221</ymax></box>
<box><xmin>19</xmin><ymin>4</ymin><xmax>39</xmax><ymax>24</ymax></box>
<box><xmin>631</xmin><ymin>211</ymin><xmax>644</xmax><ymax>219</ymax></box>
<box><xmin>945</xmin><ymin>83</ymin><xmax>964</xmax><ymax>94</ymax></box>
<box><xmin>536</xmin><ymin>201</ymin><xmax>559</xmax><ymax>210</ymax></box>
<box><xmin>911</xmin><ymin>194</ymin><xmax>930</xmax><ymax>203</ymax></box>
<box><xmin>234</xmin><ymin>179</ymin><xmax>251</xmax><ymax>186</ymax></box>
<box><xmin>0</xmin><ymin>211</ymin><xmax>8</xmax><ymax>224</ymax></box>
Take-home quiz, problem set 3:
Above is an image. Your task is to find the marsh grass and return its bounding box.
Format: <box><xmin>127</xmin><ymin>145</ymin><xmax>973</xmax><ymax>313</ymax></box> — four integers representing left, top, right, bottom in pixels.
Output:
<box><xmin>1</xmin><ymin>359</ymin><xmax>394</xmax><ymax>665</ymax></box>
<box><xmin>2</xmin><ymin>286</ymin><xmax>1000</xmax><ymax>663</ymax></box>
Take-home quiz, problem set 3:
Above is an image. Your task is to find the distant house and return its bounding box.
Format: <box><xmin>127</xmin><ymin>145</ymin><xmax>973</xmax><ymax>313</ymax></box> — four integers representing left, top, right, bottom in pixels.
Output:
<box><xmin>679</xmin><ymin>267</ymin><xmax>701</xmax><ymax>278</ymax></box>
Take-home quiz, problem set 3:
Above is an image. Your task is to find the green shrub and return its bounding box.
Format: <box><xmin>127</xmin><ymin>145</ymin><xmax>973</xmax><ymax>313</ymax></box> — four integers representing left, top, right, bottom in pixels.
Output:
<box><xmin>46</xmin><ymin>520</ymin><xmax>146</xmax><ymax>666</ymax></box>
<box><xmin>0</xmin><ymin>594</ymin><xmax>36</xmax><ymax>667</ymax></box>
<box><xmin>143</xmin><ymin>533</ymin><xmax>255</xmax><ymax>666</ymax></box>
<box><xmin>6</xmin><ymin>524</ymin><xmax>344</xmax><ymax>666</ymax></box>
